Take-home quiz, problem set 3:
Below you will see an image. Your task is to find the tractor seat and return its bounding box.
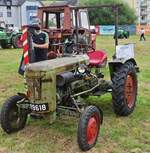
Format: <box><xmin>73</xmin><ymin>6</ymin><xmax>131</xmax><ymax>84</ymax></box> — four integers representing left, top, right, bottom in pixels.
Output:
<box><xmin>87</xmin><ymin>50</ymin><xmax>107</xmax><ymax>67</ymax></box>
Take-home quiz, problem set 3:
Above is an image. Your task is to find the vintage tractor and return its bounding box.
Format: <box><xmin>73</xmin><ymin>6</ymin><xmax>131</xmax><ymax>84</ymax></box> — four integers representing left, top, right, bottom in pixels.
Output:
<box><xmin>114</xmin><ymin>28</ymin><xmax>130</xmax><ymax>39</ymax></box>
<box><xmin>0</xmin><ymin>4</ymin><xmax>139</xmax><ymax>151</ymax></box>
<box><xmin>0</xmin><ymin>21</ymin><xmax>22</xmax><ymax>49</ymax></box>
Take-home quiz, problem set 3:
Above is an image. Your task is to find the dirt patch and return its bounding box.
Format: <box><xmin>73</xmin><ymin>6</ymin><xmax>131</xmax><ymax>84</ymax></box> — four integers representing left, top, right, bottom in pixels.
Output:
<box><xmin>0</xmin><ymin>87</ymin><xmax>7</xmax><ymax>93</ymax></box>
<box><xmin>141</xmin><ymin>122</ymin><xmax>150</xmax><ymax>130</ymax></box>
<box><xmin>0</xmin><ymin>148</ymin><xmax>8</xmax><ymax>153</ymax></box>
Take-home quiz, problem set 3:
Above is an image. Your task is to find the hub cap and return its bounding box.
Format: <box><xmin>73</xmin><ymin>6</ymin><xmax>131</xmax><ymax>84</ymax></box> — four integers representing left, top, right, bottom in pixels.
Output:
<box><xmin>17</xmin><ymin>36</ymin><xmax>22</xmax><ymax>48</ymax></box>
<box><xmin>87</xmin><ymin>114</ymin><xmax>99</xmax><ymax>145</ymax></box>
<box><xmin>125</xmin><ymin>74</ymin><xmax>136</xmax><ymax>108</ymax></box>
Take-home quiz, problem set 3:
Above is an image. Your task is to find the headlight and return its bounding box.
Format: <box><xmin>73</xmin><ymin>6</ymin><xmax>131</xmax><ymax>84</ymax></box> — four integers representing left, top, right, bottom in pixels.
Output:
<box><xmin>77</xmin><ymin>64</ymin><xmax>86</xmax><ymax>74</ymax></box>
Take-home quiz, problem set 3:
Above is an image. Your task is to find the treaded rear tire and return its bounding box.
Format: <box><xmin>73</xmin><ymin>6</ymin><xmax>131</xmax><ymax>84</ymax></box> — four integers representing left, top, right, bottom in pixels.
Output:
<box><xmin>112</xmin><ymin>62</ymin><xmax>137</xmax><ymax>116</ymax></box>
<box><xmin>77</xmin><ymin>105</ymin><xmax>101</xmax><ymax>151</ymax></box>
<box><xmin>0</xmin><ymin>95</ymin><xmax>28</xmax><ymax>134</ymax></box>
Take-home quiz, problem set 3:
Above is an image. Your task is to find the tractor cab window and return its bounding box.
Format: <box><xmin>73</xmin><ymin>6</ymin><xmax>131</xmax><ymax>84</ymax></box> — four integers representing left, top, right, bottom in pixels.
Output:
<box><xmin>80</xmin><ymin>11</ymin><xmax>89</xmax><ymax>30</ymax></box>
<box><xmin>72</xmin><ymin>10</ymin><xmax>80</xmax><ymax>28</ymax></box>
<box><xmin>72</xmin><ymin>10</ymin><xmax>76</xmax><ymax>27</ymax></box>
<box><xmin>43</xmin><ymin>12</ymin><xmax>64</xmax><ymax>29</ymax></box>
<box><xmin>48</xmin><ymin>14</ymin><xmax>57</xmax><ymax>28</ymax></box>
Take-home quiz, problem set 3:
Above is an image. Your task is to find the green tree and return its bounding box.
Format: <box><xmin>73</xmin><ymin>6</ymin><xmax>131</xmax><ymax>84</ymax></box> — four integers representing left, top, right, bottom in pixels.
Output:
<box><xmin>79</xmin><ymin>0</ymin><xmax>137</xmax><ymax>25</ymax></box>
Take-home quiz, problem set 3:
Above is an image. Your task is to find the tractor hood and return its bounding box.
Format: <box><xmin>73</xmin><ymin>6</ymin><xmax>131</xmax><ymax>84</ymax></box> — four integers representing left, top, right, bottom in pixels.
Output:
<box><xmin>25</xmin><ymin>54</ymin><xmax>89</xmax><ymax>75</ymax></box>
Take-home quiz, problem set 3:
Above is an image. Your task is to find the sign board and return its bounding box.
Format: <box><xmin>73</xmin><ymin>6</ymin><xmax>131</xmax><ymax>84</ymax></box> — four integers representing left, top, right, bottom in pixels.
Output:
<box><xmin>116</xmin><ymin>44</ymin><xmax>134</xmax><ymax>60</ymax></box>
<box><xmin>98</xmin><ymin>25</ymin><xmax>136</xmax><ymax>35</ymax></box>
<box><xmin>100</xmin><ymin>25</ymin><xmax>115</xmax><ymax>35</ymax></box>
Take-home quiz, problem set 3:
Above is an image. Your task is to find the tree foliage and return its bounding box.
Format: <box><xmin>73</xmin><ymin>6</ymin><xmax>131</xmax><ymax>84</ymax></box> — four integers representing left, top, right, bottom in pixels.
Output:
<box><xmin>79</xmin><ymin>0</ymin><xmax>137</xmax><ymax>25</ymax></box>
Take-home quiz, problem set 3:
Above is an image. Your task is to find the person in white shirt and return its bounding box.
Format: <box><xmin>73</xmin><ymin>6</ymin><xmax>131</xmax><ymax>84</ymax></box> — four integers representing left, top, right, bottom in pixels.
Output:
<box><xmin>140</xmin><ymin>28</ymin><xmax>146</xmax><ymax>41</ymax></box>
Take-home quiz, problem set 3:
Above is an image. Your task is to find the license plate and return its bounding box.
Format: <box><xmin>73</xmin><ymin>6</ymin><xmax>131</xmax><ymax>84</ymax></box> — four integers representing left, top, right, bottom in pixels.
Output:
<box><xmin>30</xmin><ymin>103</ymin><xmax>49</xmax><ymax>112</ymax></box>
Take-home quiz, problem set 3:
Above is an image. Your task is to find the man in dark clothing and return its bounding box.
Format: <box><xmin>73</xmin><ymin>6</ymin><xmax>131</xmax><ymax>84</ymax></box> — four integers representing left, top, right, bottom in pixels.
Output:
<box><xmin>32</xmin><ymin>18</ymin><xmax>49</xmax><ymax>62</ymax></box>
<box><xmin>140</xmin><ymin>28</ymin><xmax>146</xmax><ymax>41</ymax></box>
<box><xmin>30</xmin><ymin>19</ymin><xmax>49</xmax><ymax>119</ymax></box>
<box><xmin>18</xmin><ymin>19</ymin><xmax>49</xmax><ymax>75</ymax></box>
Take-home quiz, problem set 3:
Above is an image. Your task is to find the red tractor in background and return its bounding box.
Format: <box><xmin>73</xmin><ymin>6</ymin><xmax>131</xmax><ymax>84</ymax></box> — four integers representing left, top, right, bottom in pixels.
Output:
<box><xmin>37</xmin><ymin>4</ymin><xmax>96</xmax><ymax>56</ymax></box>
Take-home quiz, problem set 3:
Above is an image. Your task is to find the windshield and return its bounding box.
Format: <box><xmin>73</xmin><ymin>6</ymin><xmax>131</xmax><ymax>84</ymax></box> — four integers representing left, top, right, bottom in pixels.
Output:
<box><xmin>43</xmin><ymin>12</ymin><xmax>64</xmax><ymax>29</ymax></box>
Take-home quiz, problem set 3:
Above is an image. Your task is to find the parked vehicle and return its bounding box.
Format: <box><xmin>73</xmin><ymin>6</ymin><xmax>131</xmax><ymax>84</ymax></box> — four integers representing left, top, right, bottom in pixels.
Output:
<box><xmin>114</xmin><ymin>28</ymin><xmax>130</xmax><ymax>39</ymax></box>
<box><xmin>0</xmin><ymin>4</ymin><xmax>139</xmax><ymax>151</ymax></box>
<box><xmin>0</xmin><ymin>21</ymin><xmax>22</xmax><ymax>49</ymax></box>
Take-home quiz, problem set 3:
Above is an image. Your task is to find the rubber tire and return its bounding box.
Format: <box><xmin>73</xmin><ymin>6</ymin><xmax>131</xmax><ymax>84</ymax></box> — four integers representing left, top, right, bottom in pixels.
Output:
<box><xmin>1</xmin><ymin>42</ymin><xmax>11</xmax><ymax>49</ymax></box>
<box><xmin>12</xmin><ymin>34</ymin><xmax>22</xmax><ymax>48</ymax></box>
<box><xmin>77</xmin><ymin>105</ymin><xmax>101</xmax><ymax>151</ymax></box>
<box><xmin>112</xmin><ymin>62</ymin><xmax>137</xmax><ymax>116</ymax></box>
<box><xmin>0</xmin><ymin>95</ymin><xmax>28</xmax><ymax>134</ymax></box>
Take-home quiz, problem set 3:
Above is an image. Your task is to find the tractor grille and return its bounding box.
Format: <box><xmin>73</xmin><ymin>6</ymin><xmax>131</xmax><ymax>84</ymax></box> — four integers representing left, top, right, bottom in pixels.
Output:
<box><xmin>26</xmin><ymin>78</ymin><xmax>41</xmax><ymax>101</ymax></box>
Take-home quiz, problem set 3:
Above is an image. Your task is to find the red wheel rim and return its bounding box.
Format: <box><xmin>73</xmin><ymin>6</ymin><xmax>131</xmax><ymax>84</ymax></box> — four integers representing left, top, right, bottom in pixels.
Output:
<box><xmin>17</xmin><ymin>36</ymin><xmax>22</xmax><ymax>48</ymax></box>
<box><xmin>87</xmin><ymin>114</ymin><xmax>100</xmax><ymax>145</ymax></box>
<box><xmin>125</xmin><ymin>74</ymin><xmax>136</xmax><ymax>108</ymax></box>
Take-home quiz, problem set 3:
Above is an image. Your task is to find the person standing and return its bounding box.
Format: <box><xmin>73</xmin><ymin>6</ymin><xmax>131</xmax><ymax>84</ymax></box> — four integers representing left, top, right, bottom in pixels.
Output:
<box><xmin>18</xmin><ymin>18</ymin><xmax>49</xmax><ymax>75</ymax></box>
<box><xmin>140</xmin><ymin>28</ymin><xmax>146</xmax><ymax>41</ymax></box>
<box><xmin>31</xmin><ymin>18</ymin><xmax>49</xmax><ymax>62</ymax></box>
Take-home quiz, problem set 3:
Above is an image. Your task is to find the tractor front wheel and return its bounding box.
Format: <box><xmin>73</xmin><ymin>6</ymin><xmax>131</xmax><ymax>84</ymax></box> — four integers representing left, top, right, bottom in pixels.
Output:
<box><xmin>112</xmin><ymin>62</ymin><xmax>137</xmax><ymax>116</ymax></box>
<box><xmin>77</xmin><ymin>106</ymin><xmax>101</xmax><ymax>151</ymax></box>
<box><xmin>0</xmin><ymin>95</ymin><xmax>28</xmax><ymax>134</ymax></box>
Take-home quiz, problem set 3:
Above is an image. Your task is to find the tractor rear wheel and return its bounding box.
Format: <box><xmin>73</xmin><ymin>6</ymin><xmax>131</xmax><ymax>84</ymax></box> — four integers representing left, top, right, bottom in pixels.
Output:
<box><xmin>77</xmin><ymin>106</ymin><xmax>101</xmax><ymax>151</ymax></box>
<box><xmin>12</xmin><ymin>34</ymin><xmax>22</xmax><ymax>48</ymax></box>
<box><xmin>112</xmin><ymin>62</ymin><xmax>137</xmax><ymax>116</ymax></box>
<box><xmin>0</xmin><ymin>95</ymin><xmax>28</xmax><ymax>134</ymax></box>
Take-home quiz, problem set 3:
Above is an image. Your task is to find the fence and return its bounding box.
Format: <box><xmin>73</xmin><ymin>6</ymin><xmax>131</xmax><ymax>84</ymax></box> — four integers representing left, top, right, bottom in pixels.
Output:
<box><xmin>136</xmin><ymin>25</ymin><xmax>150</xmax><ymax>35</ymax></box>
<box><xmin>94</xmin><ymin>25</ymin><xmax>150</xmax><ymax>35</ymax></box>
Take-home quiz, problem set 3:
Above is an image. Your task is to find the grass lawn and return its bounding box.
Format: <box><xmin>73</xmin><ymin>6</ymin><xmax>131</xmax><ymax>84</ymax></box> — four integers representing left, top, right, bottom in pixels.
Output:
<box><xmin>0</xmin><ymin>35</ymin><xmax>150</xmax><ymax>153</ymax></box>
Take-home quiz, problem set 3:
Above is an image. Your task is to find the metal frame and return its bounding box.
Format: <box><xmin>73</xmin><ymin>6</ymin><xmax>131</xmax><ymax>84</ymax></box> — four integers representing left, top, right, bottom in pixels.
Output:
<box><xmin>72</xmin><ymin>4</ymin><xmax>122</xmax><ymax>47</ymax></box>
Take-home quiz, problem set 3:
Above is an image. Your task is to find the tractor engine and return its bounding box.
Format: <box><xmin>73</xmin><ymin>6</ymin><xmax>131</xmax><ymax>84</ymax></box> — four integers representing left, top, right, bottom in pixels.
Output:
<box><xmin>56</xmin><ymin>67</ymin><xmax>98</xmax><ymax>105</ymax></box>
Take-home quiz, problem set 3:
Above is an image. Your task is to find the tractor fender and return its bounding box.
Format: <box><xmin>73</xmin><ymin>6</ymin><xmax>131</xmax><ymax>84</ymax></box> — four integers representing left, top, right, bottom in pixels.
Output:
<box><xmin>109</xmin><ymin>58</ymin><xmax>139</xmax><ymax>80</ymax></box>
<box><xmin>17</xmin><ymin>92</ymin><xmax>28</xmax><ymax>100</ymax></box>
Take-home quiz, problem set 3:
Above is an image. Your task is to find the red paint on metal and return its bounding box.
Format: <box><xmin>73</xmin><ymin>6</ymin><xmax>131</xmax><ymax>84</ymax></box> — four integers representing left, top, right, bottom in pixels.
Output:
<box><xmin>17</xmin><ymin>35</ymin><xmax>22</xmax><ymax>48</ymax></box>
<box><xmin>87</xmin><ymin>114</ymin><xmax>100</xmax><ymax>145</ymax></box>
<box><xmin>87</xmin><ymin>50</ymin><xmax>107</xmax><ymax>66</ymax></box>
<box><xmin>64</xmin><ymin>7</ymin><xmax>71</xmax><ymax>30</ymax></box>
<box><xmin>125</xmin><ymin>74</ymin><xmax>136</xmax><ymax>108</ymax></box>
